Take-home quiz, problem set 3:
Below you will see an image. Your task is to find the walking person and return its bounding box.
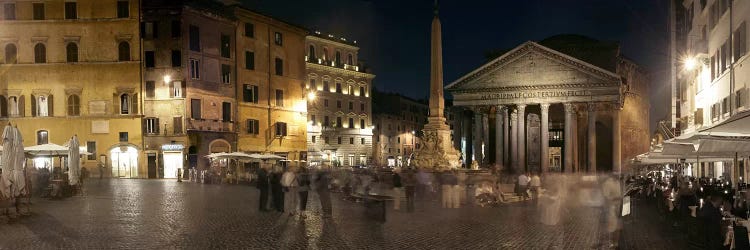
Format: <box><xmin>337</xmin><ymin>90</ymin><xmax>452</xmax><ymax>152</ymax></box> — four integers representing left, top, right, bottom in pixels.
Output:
<box><xmin>392</xmin><ymin>169</ymin><xmax>404</xmax><ymax>210</ymax></box>
<box><xmin>529</xmin><ymin>172</ymin><xmax>541</xmax><ymax>205</ymax></box>
<box><xmin>602</xmin><ymin>174</ymin><xmax>622</xmax><ymax>248</ymax></box>
<box><xmin>517</xmin><ymin>172</ymin><xmax>530</xmax><ymax>201</ymax></box>
<box><xmin>269</xmin><ymin>166</ymin><xmax>284</xmax><ymax>213</ymax></box>
<box><xmin>450</xmin><ymin>170</ymin><xmax>461</xmax><ymax>208</ymax></box>
<box><xmin>256</xmin><ymin>165</ymin><xmax>270</xmax><ymax>212</ymax></box>
<box><xmin>315</xmin><ymin>170</ymin><xmax>333</xmax><ymax>218</ymax></box>
<box><xmin>297</xmin><ymin>168</ymin><xmax>311</xmax><ymax>217</ymax></box>
<box><xmin>281</xmin><ymin>166</ymin><xmax>298</xmax><ymax>216</ymax></box>
<box><xmin>403</xmin><ymin>169</ymin><xmax>417</xmax><ymax>212</ymax></box>
<box><xmin>441</xmin><ymin>170</ymin><xmax>452</xmax><ymax>208</ymax></box>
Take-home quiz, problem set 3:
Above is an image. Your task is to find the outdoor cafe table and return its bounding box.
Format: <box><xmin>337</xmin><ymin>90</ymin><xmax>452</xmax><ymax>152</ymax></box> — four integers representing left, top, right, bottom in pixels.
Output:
<box><xmin>723</xmin><ymin>215</ymin><xmax>750</xmax><ymax>249</ymax></box>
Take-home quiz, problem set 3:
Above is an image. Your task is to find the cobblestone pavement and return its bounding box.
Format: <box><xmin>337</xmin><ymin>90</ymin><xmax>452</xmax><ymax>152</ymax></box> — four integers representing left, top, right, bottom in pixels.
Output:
<box><xmin>0</xmin><ymin>179</ymin><xmax>690</xmax><ymax>249</ymax></box>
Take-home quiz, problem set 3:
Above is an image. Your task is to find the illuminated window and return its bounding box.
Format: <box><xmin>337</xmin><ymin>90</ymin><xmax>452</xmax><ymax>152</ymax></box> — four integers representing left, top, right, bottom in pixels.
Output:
<box><xmin>274</xmin><ymin>32</ymin><xmax>283</xmax><ymax>46</ymax></box>
<box><xmin>145</xmin><ymin>117</ymin><xmax>159</xmax><ymax>134</ymax></box>
<box><xmin>120</xmin><ymin>94</ymin><xmax>129</xmax><ymax>114</ymax></box>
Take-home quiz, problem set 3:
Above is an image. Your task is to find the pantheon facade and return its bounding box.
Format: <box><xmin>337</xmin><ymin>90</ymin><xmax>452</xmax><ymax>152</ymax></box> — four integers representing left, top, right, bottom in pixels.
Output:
<box><xmin>446</xmin><ymin>35</ymin><xmax>650</xmax><ymax>174</ymax></box>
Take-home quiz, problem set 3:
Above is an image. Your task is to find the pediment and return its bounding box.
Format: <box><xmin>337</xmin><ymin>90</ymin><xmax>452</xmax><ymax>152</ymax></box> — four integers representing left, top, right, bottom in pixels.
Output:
<box><xmin>446</xmin><ymin>42</ymin><xmax>620</xmax><ymax>92</ymax></box>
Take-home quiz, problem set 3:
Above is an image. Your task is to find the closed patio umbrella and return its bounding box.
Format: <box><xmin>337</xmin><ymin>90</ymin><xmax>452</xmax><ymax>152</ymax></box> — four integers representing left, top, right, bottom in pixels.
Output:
<box><xmin>1</xmin><ymin>124</ymin><xmax>15</xmax><ymax>199</ymax></box>
<box><xmin>68</xmin><ymin>135</ymin><xmax>80</xmax><ymax>186</ymax></box>
<box><xmin>12</xmin><ymin>126</ymin><xmax>26</xmax><ymax>197</ymax></box>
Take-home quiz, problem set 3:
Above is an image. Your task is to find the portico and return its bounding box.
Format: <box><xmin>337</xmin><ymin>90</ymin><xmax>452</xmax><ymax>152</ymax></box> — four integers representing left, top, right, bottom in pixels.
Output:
<box><xmin>446</xmin><ymin>40</ymin><xmax>629</xmax><ymax>174</ymax></box>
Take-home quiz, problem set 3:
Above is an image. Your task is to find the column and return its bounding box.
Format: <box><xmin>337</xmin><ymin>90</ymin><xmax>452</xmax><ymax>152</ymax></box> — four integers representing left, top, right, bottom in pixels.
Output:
<box><xmin>517</xmin><ymin>104</ymin><xmax>526</xmax><ymax>172</ymax></box>
<box><xmin>564</xmin><ymin>103</ymin><xmax>574</xmax><ymax>173</ymax></box>
<box><xmin>510</xmin><ymin>110</ymin><xmax>518</xmax><ymax>171</ymax></box>
<box><xmin>473</xmin><ymin>110</ymin><xmax>483</xmax><ymax>164</ymax></box>
<box><xmin>494</xmin><ymin>106</ymin><xmax>505</xmax><ymax>169</ymax></box>
<box><xmin>612</xmin><ymin>107</ymin><xmax>622</xmax><ymax>174</ymax></box>
<box><xmin>587</xmin><ymin>103</ymin><xmax>597</xmax><ymax>173</ymax></box>
<box><xmin>540</xmin><ymin>103</ymin><xmax>550</xmax><ymax>174</ymax></box>
<box><xmin>482</xmin><ymin>113</ymin><xmax>489</xmax><ymax>164</ymax></box>
<box><xmin>503</xmin><ymin>108</ymin><xmax>509</xmax><ymax>167</ymax></box>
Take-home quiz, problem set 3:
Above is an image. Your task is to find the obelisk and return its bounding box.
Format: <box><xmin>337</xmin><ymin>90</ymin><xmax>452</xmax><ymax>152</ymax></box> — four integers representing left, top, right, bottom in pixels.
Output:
<box><xmin>412</xmin><ymin>1</ymin><xmax>461</xmax><ymax>170</ymax></box>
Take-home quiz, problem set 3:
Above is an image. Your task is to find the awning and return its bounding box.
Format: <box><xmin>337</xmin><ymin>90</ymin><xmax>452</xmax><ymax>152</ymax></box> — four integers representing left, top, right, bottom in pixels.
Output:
<box><xmin>662</xmin><ymin>142</ymin><xmax>697</xmax><ymax>155</ymax></box>
<box><xmin>700</xmin><ymin>109</ymin><xmax>750</xmax><ymax>135</ymax></box>
<box><xmin>697</xmin><ymin>138</ymin><xmax>750</xmax><ymax>156</ymax></box>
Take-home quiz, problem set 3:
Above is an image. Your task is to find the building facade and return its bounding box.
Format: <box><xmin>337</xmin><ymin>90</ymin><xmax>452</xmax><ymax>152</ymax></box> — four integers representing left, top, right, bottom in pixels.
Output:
<box><xmin>670</xmin><ymin>0</ymin><xmax>749</xmax><ymax>178</ymax></box>
<box><xmin>305</xmin><ymin>33</ymin><xmax>374</xmax><ymax>167</ymax></box>
<box><xmin>234</xmin><ymin>7</ymin><xmax>308</xmax><ymax>163</ymax></box>
<box><xmin>447</xmin><ymin>35</ymin><xmax>651</xmax><ymax>174</ymax></box>
<box><xmin>141</xmin><ymin>1</ymin><xmax>237</xmax><ymax>176</ymax></box>
<box><xmin>372</xmin><ymin>92</ymin><xmax>427</xmax><ymax>167</ymax></box>
<box><xmin>0</xmin><ymin>0</ymin><xmax>144</xmax><ymax>177</ymax></box>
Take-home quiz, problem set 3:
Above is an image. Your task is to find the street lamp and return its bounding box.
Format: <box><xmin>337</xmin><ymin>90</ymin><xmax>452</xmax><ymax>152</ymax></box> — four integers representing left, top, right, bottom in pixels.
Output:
<box><xmin>683</xmin><ymin>56</ymin><xmax>698</xmax><ymax>71</ymax></box>
<box><xmin>163</xmin><ymin>75</ymin><xmax>172</xmax><ymax>85</ymax></box>
<box><xmin>307</xmin><ymin>91</ymin><xmax>316</xmax><ymax>101</ymax></box>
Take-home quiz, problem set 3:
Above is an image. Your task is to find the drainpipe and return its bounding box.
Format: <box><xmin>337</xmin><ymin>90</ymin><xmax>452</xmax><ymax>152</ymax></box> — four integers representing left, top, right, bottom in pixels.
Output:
<box><xmin>729</xmin><ymin>0</ymin><xmax>735</xmax><ymax>116</ymax></box>
<box><xmin>267</xmin><ymin>24</ymin><xmax>272</xmax><ymax>153</ymax></box>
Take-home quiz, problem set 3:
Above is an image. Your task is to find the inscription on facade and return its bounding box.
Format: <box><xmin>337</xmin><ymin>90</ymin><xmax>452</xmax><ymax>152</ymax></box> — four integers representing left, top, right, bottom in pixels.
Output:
<box><xmin>480</xmin><ymin>90</ymin><xmax>590</xmax><ymax>100</ymax></box>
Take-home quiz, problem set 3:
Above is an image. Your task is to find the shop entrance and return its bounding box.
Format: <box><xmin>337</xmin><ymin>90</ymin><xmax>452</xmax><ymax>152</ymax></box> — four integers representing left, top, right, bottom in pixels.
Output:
<box><xmin>162</xmin><ymin>151</ymin><xmax>183</xmax><ymax>178</ymax></box>
<box><xmin>110</xmin><ymin>146</ymin><xmax>139</xmax><ymax>178</ymax></box>
<box><xmin>147</xmin><ymin>154</ymin><xmax>157</xmax><ymax>178</ymax></box>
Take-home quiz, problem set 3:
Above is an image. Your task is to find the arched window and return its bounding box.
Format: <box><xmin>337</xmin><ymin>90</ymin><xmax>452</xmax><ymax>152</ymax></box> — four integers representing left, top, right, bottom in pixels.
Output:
<box><xmin>347</xmin><ymin>53</ymin><xmax>353</xmax><ymax>65</ymax></box>
<box><xmin>66</xmin><ymin>43</ymin><xmax>78</xmax><ymax>62</ymax></box>
<box><xmin>120</xmin><ymin>94</ymin><xmax>129</xmax><ymax>114</ymax></box>
<box><xmin>37</xmin><ymin>130</ymin><xmax>49</xmax><ymax>145</ymax></box>
<box><xmin>34</xmin><ymin>43</ymin><xmax>46</xmax><ymax>63</ymax></box>
<box><xmin>67</xmin><ymin>94</ymin><xmax>80</xmax><ymax>116</ymax></box>
<box><xmin>0</xmin><ymin>95</ymin><xmax>7</xmax><ymax>117</ymax></box>
<box><xmin>118</xmin><ymin>41</ymin><xmax>130</xmax><ymax>61</ymax></box>
<box><xmin>335</xmin><ymin>51</ymin><xmax>341</xmax><ymax>66</ymax></box>
<box><xmin>308</xmin><ymin>45</ymin><xmax>315</xmax><ymax>61</ymax></box>
<box><xmin>322</xmin><ymin>48</ymin><xmax>328</xmax><ymax>60</ymax></box>
<box><xmin>4</xmin><ymin>44</ymin><xmax>17</xmax><ymax>64</ymax></box>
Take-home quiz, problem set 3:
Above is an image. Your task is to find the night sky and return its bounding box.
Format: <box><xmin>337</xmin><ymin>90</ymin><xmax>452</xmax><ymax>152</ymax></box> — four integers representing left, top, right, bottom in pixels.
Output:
<box><xmin>243</xmin><ymin>0</ymin><xmax>670</xmax><ymax>133</ymax></box>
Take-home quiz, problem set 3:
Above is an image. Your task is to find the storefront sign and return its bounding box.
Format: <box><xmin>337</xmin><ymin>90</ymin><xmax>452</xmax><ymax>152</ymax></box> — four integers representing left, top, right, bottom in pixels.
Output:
<box><xmin>161</xmin><ymin>144</ymin><xmax>184</xmax><ymax>151</ymax></box>
<box><xmin>480</xmin><ymin>90</ymin><xmax>590</xmax><ymax>100</ymax></box>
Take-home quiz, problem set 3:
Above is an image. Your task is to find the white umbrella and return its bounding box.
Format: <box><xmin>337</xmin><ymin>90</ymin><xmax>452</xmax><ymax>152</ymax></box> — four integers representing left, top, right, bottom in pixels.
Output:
<box><xmin>12</xmin><ymin>126</ymin><xmax>26</xmax><ymax>197</ymax></box>
<box><xmin>259</xmin><ymin>153</ymin><xmax>285</xmax><ymax>160</ymax></box>
<box><xmin>25</xmin><ymin>143</ymin><xmax>69</xmax><ymax>156</ymax></box>
<box><xmin>68</xmin><ymin>135</ymin><xmax>80</xmax><ymax>186</ymax></box>
<box><xmin>0</xmin><ymin>124</ymin><xmax>15</xmax><ymax>199</ymax></box>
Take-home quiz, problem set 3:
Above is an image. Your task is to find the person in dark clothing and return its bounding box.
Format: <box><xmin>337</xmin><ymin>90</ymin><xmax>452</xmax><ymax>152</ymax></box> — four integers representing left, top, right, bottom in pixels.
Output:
<box><xmin>392</xmin><ymin>171</ymin><xmax>403</xmax><ymax>210</ymax></box>
<box><xmin>402</xmin><ymin>169</ymin><xmax>417</xmax><ymax>212</ymax></box>
<box><xmin>256</xmin><ymin>166</ymin><xmax>270</xmax><ymax>212</ymax></box>
<box><xmin>315</xmin><ymin>170</ymin><xmax>333</xmax><ymax>218</ymax></box>
<box><xmin>269</xmin><ymin>167</ymin><xmax>284</xmax><ymax>212</ymax></box>
<box><xmin>297</xmin><ymin>168</ymin><xmax>311</xmax><ymax>215</ymax></box>
<box><xmin>699</xmin><ymin>195</ymin><xmax>724</xmax><ymax>250</ymax></box>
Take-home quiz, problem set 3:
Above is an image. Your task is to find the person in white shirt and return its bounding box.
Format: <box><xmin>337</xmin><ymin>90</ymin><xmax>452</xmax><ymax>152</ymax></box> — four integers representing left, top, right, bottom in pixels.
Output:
<box><xmin>281</xmin><ymin>166</ymin><xmax>298</xmax><ymax>216</ymax></box>
<box><xmin>529</xmin><ymin>173</ymin><xmax>542</xmax><ymax>205</ymax></box>
<box><xmin>517</xmin><ymin>173</ymin><xmax>530</xmax><ymax>200</ymax></box>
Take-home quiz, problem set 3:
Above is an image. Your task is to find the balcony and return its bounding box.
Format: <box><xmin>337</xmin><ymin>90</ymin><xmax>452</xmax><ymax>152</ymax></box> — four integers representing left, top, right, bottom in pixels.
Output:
<box><xmin>305</xmin><ymin>56</ymin><xmax>362</xmax><ymax>73</ymax></box>
<box><xmin>187</xmin><ymin>119</ymin><xmax>234</xmax><ymax>132</ymax></box>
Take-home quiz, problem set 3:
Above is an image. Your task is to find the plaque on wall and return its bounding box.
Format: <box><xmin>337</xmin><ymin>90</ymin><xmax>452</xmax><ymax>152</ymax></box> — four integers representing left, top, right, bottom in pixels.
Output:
<box><xmin>89</xmin><ymin>101</ymin><xmax>107</xmax><ymax>115</ymax></box>
<box><xmin>92</xmin><ymin>120</ymin><xmax>110</xmax><ymax>134</ymax></box>
<box><xmin>527</xmin><ymin>113</ymin><xmax>541</xmax><ymax>173</ymax></box>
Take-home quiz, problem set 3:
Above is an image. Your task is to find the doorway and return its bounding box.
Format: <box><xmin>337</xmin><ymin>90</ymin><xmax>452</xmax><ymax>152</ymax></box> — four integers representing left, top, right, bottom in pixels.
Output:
<box><xmin>110</xmin><ymin>146</ymin><xmax>139</xmax><ymax>178</ymax></box>
<box><xmin>147</xmin><ymin>153</ymin><xmax>157</xmax><ymax>178</ymax></box>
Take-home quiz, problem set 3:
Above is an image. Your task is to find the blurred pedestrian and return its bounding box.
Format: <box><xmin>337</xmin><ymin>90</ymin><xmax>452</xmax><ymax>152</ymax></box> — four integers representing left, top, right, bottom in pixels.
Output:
<box><xmin>699</xmin><ymin>195</ymin><xmax>724</xmax><ymax>250</ymax></box>
<box><xmin>529</xmin><ymin>172</ymin><xmax>541</xmax><ymax>205</ymax></box>
<box><xmin>403</xmin><ymin>169</ymin><xmax>417</xmax><ymax>212</ymax></box>
<box><xmin>315</xmin><ymin>170</ymin><xmax>333</xmax><ymax>218</ymax></box>
<box><xmin>392</xmin><ymin>169</ymin><xmax>403</xmax><ymax>210</ymax></box>
<box><xmin>517</xmin><ymin>173</ymin><xmax>530</xmax><ymax>200</ymax></box>
<box><xmin>602</xmin><ymin>174</ymin><xmax>622</xmax><ymax>248</ymax></box>
<box><xmin>281</xmin><ymin>166</ymin><xmax>298</xmax><ymax>216</ymax></box>
<box><xmin>256</xmin><ymin>165</ymin><xmax>270</xmax><ymax>212</ymax></box>
<box><xmin>441</xmin><ymin>170</ymin><xmax>452</xmax><ymax>208</ymax></box>
<box><xmin>297</xmin><ymin>168</ymin><xmax>311</xmax><ymax>217</ymax></box>
<box><xmin>450</xmin><ymin>170</ymin><xmax>461</xmax><ymax>208</ymax></box>
<box><xmin>457</xmin><ymin>170</ymin><xmax>468</xmax><ymax>204</ymax></box>
<box><xmin>270</xmin><ymin>166</ymin><xmax>284</xmax><ymax>212</ymax></box>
